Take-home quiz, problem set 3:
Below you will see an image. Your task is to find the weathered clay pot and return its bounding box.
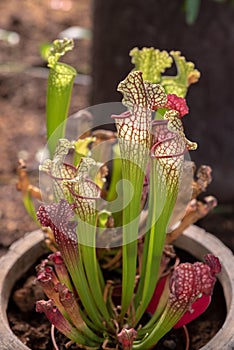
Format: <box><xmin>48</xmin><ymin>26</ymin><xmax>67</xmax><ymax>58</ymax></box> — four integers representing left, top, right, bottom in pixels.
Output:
<box><xmin>0</xmin><ymin>230</ymin><xmax>45</xmax><ymax>350</ymax></box>
<box><xmin>0</xmin><ymin>226</ymin><xmax>234</xmax><ymax>350</ymax></box>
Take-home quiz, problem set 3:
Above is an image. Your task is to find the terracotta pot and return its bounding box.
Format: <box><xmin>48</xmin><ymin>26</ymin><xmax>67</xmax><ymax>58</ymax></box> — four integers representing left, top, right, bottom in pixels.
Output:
<box><xmin>0</xmin><ymin>226</ymin><xmax>234</xmax><ymax>350</ymax></box>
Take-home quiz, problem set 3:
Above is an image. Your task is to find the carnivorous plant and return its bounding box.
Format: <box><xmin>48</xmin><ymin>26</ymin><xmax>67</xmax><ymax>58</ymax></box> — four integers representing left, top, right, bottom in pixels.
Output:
<box><xmin>18</xmin><ymin>41</ymin><xmax>221</xmax><ymax>349</ymax></box>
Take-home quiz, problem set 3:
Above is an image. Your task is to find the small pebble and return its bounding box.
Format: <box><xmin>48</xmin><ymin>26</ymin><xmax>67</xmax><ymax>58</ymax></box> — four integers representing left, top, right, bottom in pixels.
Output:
<box><xmin>163</xmin><ymin>339</ymin><xmax>177</xmax><ymax>349</ymax></box>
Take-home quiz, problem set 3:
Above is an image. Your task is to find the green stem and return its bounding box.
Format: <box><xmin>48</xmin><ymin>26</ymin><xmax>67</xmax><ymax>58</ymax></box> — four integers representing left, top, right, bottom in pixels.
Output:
<box><xmin>46</xmin><ymin>62</ymin><xmax>76</xmax><ymax>157</ymax></box>
<box><xmin>66</xmin><ymin>248</ymin><xmax>105</xmax><ymax>331</ymax></box>
<box><xmin>120</xmin><ymin>160</ymin><xmax>145</xmax><ymax>322</ymax></box>
<box><xmin>106</xmin><ymin>143</ymin><xmax>122</xmax><ymax>202</ymax></box>
<box><xmin>137</xmin><ymin>276</ymin><xmax>170</xmax><ymax>337</ymax></box>
<box><xmin>133</xmin><ymin>159</ymin><xmax>179</xmax><ymax>325</ymax></box>
<box><xmin>22</xmin><ymin>192</ymin><xmax>39</xmax><ymax>224</ymax></box>
<box><xmin>78</xmin><ymin>217</ymin><xmax>114</xmax><ymax>329</ymax></box>
<box><xmin>132</xmin><ymin>306</ymin><xmax>185</xmax><ymax>349</ymax></box>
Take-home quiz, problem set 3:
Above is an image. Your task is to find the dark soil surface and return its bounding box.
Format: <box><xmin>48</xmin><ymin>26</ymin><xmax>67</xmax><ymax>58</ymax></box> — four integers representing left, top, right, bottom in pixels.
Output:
<box><xmin>0</xmin><ymin>1</ymin><xmax>233</xmax><ymax>349</ymax></box>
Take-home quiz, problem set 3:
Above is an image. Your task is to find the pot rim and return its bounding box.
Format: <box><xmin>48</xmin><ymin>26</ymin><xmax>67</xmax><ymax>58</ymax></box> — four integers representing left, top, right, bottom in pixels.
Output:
<box><xmin>0</xmin><ymin>229</ymin><xmax>45</xmax><ymax>350</ymax></box>
<box><xmin>0</xmin><ymin>226</ymin><xmax>233</xmax><ymax>350</ymax></box>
